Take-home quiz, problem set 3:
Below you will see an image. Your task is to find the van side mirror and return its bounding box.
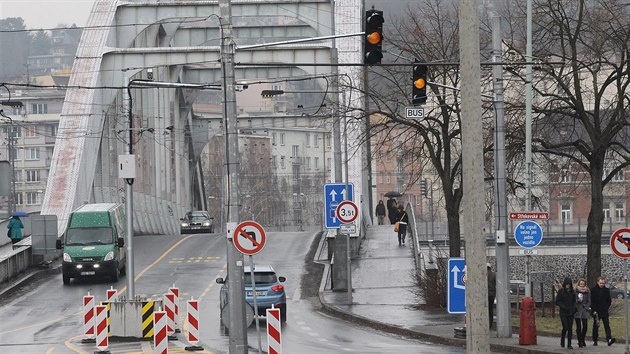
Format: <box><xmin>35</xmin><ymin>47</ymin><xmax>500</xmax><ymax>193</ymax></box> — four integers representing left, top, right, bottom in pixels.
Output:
<box><xmin>216</xmin><ymin>278</ymin><xmax>225</xmax><ymax>284</ymax></box>
<box><xmin>117</xmin><ymin>237</ymin><xmax>125</xmax><ymax>247</ymax></box>
<box><xmin>278</xmin><ymin>276</ymin><xmax>286</xmax><ymax>282</ymax></box>
<box><xmin>56</xmin><ymin>238</ymin><xmax>63</xmax><ymax>250</ymax></box>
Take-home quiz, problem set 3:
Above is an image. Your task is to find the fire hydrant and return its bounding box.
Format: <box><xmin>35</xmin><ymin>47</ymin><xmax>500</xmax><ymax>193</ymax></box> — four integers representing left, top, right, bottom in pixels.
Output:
<box><xmin>519</xmin><ymin>296</ymin><xmax>537</xmax><ymax>345</ymax></box>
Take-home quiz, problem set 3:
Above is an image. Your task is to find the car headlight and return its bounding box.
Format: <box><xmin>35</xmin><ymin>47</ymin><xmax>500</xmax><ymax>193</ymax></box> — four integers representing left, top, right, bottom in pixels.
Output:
<box><xmin>104</xmin><ymin>251</ymin><xmax>114</xmax><ymax>261</ymax></box>
<box><xmin>181</xmin><ymin>222</ymin><xmax>189</xmax><ymax>227</ymax></box>
<box><xmin>63</xmin><ymin>253</ymin><xmax>71</xmax><ymax>262</ymax></box>
<box><xmin>203</xmin><ymin>222</ymin><xmax>211</xmax><ymax>227</ymax></box>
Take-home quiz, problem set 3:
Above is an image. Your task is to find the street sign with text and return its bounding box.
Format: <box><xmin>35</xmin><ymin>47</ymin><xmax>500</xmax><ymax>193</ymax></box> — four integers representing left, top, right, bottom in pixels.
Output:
<box><xmin>514</xmin><ymin>220</ymin><xmax>543</xmax><ymax>249</ymax></box>
<box><xmin>405</xmin><ymin>107</ymin><xmax>425</xmax><ymax>119</ymax></box>
<box><xmin>509</xmin><ymin>212</ymin><xmax>549</xmax><ymax>220</ymax></box>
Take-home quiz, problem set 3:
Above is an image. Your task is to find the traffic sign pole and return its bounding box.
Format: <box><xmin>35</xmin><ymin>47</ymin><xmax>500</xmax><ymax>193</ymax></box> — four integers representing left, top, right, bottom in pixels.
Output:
<box><xmin>249</xmin><ymin>255</ymin><xmax>263</xmax><ymax>354</ymax></box>
<box><xmin>609</xmin><ymin>228</ymin><xmax>630</xmax><ymax>353</ymax></box>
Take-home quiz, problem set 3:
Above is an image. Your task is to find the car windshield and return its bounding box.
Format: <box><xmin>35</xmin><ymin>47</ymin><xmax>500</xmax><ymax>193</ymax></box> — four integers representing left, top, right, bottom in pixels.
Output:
<box><xmin>66</xmin><ymin>227</ymin><xmax>113</xmax><ymax>245</ymax></box>
<box><xmin>244</xmin><ymin>271</ymin><xmax>277</xmax><ymax>285</ymax></box>
<box><xmin>189</xmin><ymin>215</ymin><xmax>208</xmax><ymax>221</ymax></box>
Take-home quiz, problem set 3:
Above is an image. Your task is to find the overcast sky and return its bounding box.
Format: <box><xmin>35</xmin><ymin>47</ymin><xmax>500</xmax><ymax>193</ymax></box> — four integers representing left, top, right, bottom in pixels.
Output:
<box><xmin>0</xmin><ymin>0</ymin><xmax>414</xmax><ymax>30</ymax></box>
<box><xmin>0</xmin><ymin>0</ymin><xmax>95</xmax><ymax>29</ymax></box>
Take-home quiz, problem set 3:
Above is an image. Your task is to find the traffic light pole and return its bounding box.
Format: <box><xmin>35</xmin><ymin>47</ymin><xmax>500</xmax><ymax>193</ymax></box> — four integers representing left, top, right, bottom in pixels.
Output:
<box><xmin>219</xmin><ymin>0</ymin><xmax>248</xmax><ymax>352</ymax></box>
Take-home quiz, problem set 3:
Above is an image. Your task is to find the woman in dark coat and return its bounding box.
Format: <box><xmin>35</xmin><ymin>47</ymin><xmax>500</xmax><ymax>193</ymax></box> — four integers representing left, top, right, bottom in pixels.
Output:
<box><xmin>556</xmin><ymin>277</ymin><xmax>577</xmax><ymax>349</ymax></box>
<box><xmin>396</xmin><ymin>205</ymin><xmax>409</xmax><ymax>246</ymax></box>
<box><xmin>7</xmin><ymin>216</ymin><xmax>24</xmax><ymax>244</ymax></box>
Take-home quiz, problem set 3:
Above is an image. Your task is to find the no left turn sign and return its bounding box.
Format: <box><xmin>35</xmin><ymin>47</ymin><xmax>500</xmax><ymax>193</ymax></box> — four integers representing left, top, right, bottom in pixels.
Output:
<box><xmin>233</xmin><ymin>221</ymin><xmax>267</xmax><ymax>255</ymax></box>
<box><xmin>611</xmin><ymin>228</ymin><xmax>630</xmax><ymax>259</ymax></box>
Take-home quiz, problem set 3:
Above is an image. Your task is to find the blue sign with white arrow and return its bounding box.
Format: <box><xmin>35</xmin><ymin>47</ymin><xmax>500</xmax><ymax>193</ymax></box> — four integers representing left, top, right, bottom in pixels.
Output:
<box><xmin>514</xmin><ymin>220</ymin><xmax>543</xmax><ymax>249</ymax></box>
<box><xmin>447</xmin><ymin>258</ymin><xmax>466</xmax><ymax>314</ymax></box>
<box><xmin>324</xmin><ymin>183</ymin><xmax>354</xmax><ymax>229</ymax></box>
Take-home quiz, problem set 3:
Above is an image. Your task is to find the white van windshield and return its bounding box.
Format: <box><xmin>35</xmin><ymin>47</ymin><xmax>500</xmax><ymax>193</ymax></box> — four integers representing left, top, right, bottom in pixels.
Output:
<box><xmin>66</xmin><ymin>227</ymin><xmax>114</xmax><ymax>245</ymax></box>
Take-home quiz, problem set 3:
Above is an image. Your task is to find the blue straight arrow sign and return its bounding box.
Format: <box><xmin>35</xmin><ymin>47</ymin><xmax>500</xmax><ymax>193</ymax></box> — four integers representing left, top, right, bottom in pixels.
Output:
<box><xmin>324</xmin><ymin>183</ymin><xmax>354</xmax><ymax>229</ymax></box>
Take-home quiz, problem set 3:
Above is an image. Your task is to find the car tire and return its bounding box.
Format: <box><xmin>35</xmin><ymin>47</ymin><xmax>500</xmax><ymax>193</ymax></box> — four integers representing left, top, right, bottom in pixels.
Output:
<box><xmin>62</xmin><ymin>273</ymin><xmax>71</xmax><ymax>285</ymax></box>
<box><xmin>281</xmin><ymin>305</ymin><xmax>287</xmax><ymax>323</ymax></box>
<box><xmin>111</xmin><ymin>265</ymin><xmax>119</xmax><ymax>282</ymax></box>
<box><xmin>617</xmin><ymin>293</ymin><xmax>624</xmax><ymax>299</ymax></box>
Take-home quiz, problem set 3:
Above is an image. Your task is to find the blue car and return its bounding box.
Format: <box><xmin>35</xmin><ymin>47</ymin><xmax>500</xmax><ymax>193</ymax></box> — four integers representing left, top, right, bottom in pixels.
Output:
<box><xmin>217</xmin><ymin>265</ymin><xmax>287</xmax><ymax>323</ymax></box>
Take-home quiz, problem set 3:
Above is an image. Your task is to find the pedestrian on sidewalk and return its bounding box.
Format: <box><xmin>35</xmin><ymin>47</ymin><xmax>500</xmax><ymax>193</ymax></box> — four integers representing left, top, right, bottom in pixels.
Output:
<box><xmin>591</xmin><ymin>276</ymin><xmax>615</xmax><ymax>346</ymax></box>
<box><xmin>487</xmin><ymin>263</ymin><xmax>496</xmax><ymax>329</ymax></box>
<box><xmin>7</xmin><ymin>215</ymin><xmax>24</xmax><ymax>244</ymax></box>
<box><xmin>396</xmin><ymin>205</ymin><xmax>408</xmax><ymax>246</ymax></box>
<box><xmin>556</xmin><ymin>277</ymin><xmax>576</xmax><ymax>349</ymax></box>
<box><xmin>574</xmin><ymin>278</ymin><xmax>591</xmax><ymax>348</ymax></box>
<box><xmin>387</xmin><ymin>198</ymin><xmax>398</xmax><ymax>224</ymax></box>
<box><xmin>375</xmin><ymin>200</ymin><xmax>386</xmax><ymax>225</ymax></box>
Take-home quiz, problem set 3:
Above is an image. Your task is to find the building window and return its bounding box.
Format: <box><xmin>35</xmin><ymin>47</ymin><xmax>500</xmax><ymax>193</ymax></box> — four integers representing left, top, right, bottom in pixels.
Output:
<box><xmin>379</xmin><ymin>173</ymin><xmax>383</xmax><ymax>184</ymax></box>
<box><xmin>15</xmin><ymin>192</ymin><xmax>23</xmax><ymax>205</ymax></box>
<box><xmin>603</xmin><ymin>205</ymin><xmax>611</xmax><ymax>222</ymax></box>
<box><xmin>415</xmin><ymin>194</ymin><xmax>421</xmax><ymax>205</ymax></box>
<box><xmin>25</xmin><ymin>148</ymin><xmax>40</xmax><ymax>160</ymax></box>
<box><xmin>314</xmin><ymin>134</ymin><xmax>319</xmax><ymax>148</ymax></box>
<box><xmin>560</xmin><ymin>169</ymin><xmax>570</xmax><ymax>183</ymax></box>
<box><xmin>50</xmin><ymin>124</ymin><xmax>57</xmax><ymax>137</ymax></box>
<box><xmin>26</xmin><ymin>170</ymin><xmax>40</xmax><ymax>182</ymax></box>
<box><xmin>260</xmin><ymin>143</ymin><xmax>264</xmax><ymax>154</ymax></box>
<box><xmin>306</xmin><ymin>133</ymin><xmax>311</xmax><ymax>147</ymax></box>
<box><xmin>31</xmin><ymin>103</ymin><xmax>48</xmax><ymax>114</ymax></box>
<box><xmin>26</xmin><ymin>192</ymin><xmax>38</xmax><ymax>205</ymax></box>
<box><xmin>327</xmin><ymin>158</ymin><xmax>331</xmax><ymax>170</ymax></box>
<box><xmin>6</xmin><ymin>126</ymin><xmax>21</xmax><ymax>138</ymax></box>
<box><xmin>272</xmin><ymin>155</ymin><xmax>277</xmax><ymax>167</ymax></box>
<box><xmin>280</xmin><ymin>156</ymin><xmax>285</xmax><ymax>169</ymax></box>
<box><xmin>614</xmin><ymin>169</ymin><xmax>625</xmax><ymax>181</ymax></box>
<box><xmin>314</xmin><ymin>157</ymin><xmax>319</xmax><ymax>170</ymax></box>
<box><xmin>561</xmin><ymin>203</ymin><xmax>572</xmax><ymax>224</ymax></box>
<box><xmin>615</xmin><ymin>202</ymin><xmax>625</xmax><ymax>223</ymax></box>
<box><xmin>326</xmin><ymin>135</ymin><xmax>331</xmax><ymax>148</ymax></box>
<box><xmin>272</xmin><ymin>132</ymin><xmax>277</xmax><ymax>145</ymax></box>
<box><xmin>25</xmin><ymin>126</ymin><xmax>37</xmax><ymax>137</ymax></box>
<box><xmin>280</xmin><ymin>133</ymin><xmax>285</xmax><ymax>146</ymax></box>
<box><xmin>386</xmin><ymin>174</ymin><xmax>391</xmax><ymax>184</ymax></box>
<box><xmin>306</xmin><ymin>157</ymin><xmax>311</xmax><ymax>169</ymax></box>
<box><xmin>292</xmin><ymin>145</ymin><xmax>299</xmax><ymax>157</ymax></box>
<box><xmin>292</xmin><ymin>166</ymin><xmax>299</xmax><ymax>181</ymax></box>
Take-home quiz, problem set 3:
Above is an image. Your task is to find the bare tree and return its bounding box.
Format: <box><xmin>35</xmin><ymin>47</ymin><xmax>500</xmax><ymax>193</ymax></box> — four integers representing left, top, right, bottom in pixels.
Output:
<box><xmin>502</xmin><ymin>0</ymin><xmax>630</xmax><ymax>284</ymax></box>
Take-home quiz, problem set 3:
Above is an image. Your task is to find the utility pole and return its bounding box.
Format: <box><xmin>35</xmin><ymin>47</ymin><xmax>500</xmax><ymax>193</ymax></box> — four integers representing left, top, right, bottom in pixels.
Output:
<box><xmin>219</xmin><ymin>0</ymin><xmax>248</xmax><ymax>352</ymax></box>
<box><xmin>524</xmin><ymin>0</ymin><xmax>534</xmax><ymax>300</ymax></box>
<box><xmin>123</xmin><ymin>75</ymin><xmax>136</xmax><ymax>299</ymax></box>
<box><xmin>489</xmin><ymin>0</ymin><xmax>511</xmax><ymax>339</ymax></box>
<box><xmin>459</xmin><ymin>0</ymin><xmax>490</xmax><ymax>352</ymax></box>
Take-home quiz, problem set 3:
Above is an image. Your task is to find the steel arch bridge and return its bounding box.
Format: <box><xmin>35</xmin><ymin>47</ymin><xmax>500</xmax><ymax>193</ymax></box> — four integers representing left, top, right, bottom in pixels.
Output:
<box><xmin>42</xmin><ymin>0</ymin><xmax>366</xmax><ymax>236</ymax></box>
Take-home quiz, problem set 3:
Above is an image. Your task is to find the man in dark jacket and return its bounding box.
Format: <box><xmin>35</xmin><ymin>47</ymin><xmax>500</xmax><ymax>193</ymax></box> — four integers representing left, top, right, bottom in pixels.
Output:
<box><xmin>591</xmin><ymin>276</ymin><xmax>615</xmax><ymax>346</ymax></box>
<box><xmin>487</xmin><ymin>264</ymin><xmax>496</xmax><ymax>329</ymax></box>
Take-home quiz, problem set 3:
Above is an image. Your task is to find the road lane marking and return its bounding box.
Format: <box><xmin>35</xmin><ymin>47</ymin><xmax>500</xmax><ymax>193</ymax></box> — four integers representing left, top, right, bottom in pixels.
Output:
<box><xmin>45</xmin><ymin>348</ymin><xmax>54</xmax><ymax>354</ymax></box>
<box><xmin>64</xmin><ymin>335</ymin><xmax>86</xmax><ymax>354</ymax></box>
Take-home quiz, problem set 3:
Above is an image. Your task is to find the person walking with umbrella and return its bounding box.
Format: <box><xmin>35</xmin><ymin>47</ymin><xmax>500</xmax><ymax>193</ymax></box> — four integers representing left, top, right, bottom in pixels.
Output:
<box><xmin>7</xmin><ymin>215</ymin><xmax>24</xmax><ymax>244</ymax></box>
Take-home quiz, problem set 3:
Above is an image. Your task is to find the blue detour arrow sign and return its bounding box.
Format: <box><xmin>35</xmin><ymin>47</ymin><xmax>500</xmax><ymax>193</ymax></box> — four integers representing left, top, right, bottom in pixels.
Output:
<box><xmin>447</xmin><ymin>258</ymin><xmax>466</xmax><ymax>314</ymax></box>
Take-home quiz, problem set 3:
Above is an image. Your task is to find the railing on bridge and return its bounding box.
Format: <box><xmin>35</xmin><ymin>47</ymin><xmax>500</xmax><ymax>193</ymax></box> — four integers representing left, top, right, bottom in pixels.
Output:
<box><xmin>0</xmin><ymin>215</ymin><xmax>37</xmax><ymax>286</ymax></box>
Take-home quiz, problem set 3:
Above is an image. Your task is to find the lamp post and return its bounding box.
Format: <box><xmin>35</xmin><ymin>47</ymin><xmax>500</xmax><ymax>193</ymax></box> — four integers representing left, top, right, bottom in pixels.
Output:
<box><xmin>1</xmin><ymin>98</ymin><xmax>23</xmax><ymax>216</ymax></box>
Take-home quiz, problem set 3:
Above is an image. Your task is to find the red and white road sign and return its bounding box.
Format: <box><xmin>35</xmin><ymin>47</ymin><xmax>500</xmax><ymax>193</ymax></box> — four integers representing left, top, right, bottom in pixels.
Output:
<box><xmin>509</xmin><ymin>212</ymin><xmax>549</xmax><ymax>220</ymax></box>
<box><xmin>106</xmin><ymin>287</ymin><xmax>118</xmax><ymax>302</ymax></box>
<box><xmin>154</xmin><ymin>310</ymin><xmax>168</xmax><ymax>354</ymax></box>
<box><xmin>82</xmin><ymin>294</ymin><xmax>95</xmax><ymax>339</ymax></box>
<box><xmin>610</xmin><ymin>228</ymin><xmax>630</xmax><ymax>258</ymax></box>
<box><xmin>266</xmin><ymin>307</ymin><xmax>282</xmax><ymax>354</ymax></box>
<box><xmin>95</xmin><ymin>305</ymin><xmax>108</xmax><ymax>351</ymax></box>
<box><xmin>336</xmin><ymin>201</ymin><xmax>358</xmax><ymax>224</ymax></box>
<box><xmin>233</xmin><ymin>221</ymin><xmax>267</xmax><ymax>255</ymax></box>
<box><xmin>169</xmin><ymin>286</ymin><xmax>180</xmax><ymax>332</ymax></box>
<box><xmin>164</xmin><ymin>292</ymin><xmax>176</xmax><ymax>335</ymax></box>
<box><xmin>186</xmin><ymin>299</ymin><xmax>200</xmax><ymax>345</ymax></box>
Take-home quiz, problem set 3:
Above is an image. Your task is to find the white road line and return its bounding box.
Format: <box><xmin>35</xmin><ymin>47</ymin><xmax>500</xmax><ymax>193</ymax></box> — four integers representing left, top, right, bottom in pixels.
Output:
<box><xmin>295</xmin><ymin>320</ymin><xmax>306</xmax><ymax>325</ymax></box>
<box><xmin>300</xmin><ymin>326</ymin><xmax>312</xmax><ymax>331</ymax></box>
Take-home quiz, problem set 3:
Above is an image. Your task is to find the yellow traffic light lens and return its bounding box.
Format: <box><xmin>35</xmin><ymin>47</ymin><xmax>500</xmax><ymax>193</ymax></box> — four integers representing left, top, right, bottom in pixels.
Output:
<box><xmin>367</xmin><ymin>32</ymin><xmax>382</xmax><ymax>45</ymax></box>
<box><xmin>414</xmin><ymin>78</ymin><xmax>426</xmax><ymax>89</ymax></box>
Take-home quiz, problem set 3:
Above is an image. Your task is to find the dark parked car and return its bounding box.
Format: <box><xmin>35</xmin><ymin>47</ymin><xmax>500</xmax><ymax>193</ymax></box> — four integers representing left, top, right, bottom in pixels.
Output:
<box><xmin>216</xmin><ymin>265</ymin><xmax>287</xmax><ymax>323</ymax></box>
<box><xmin>610</xmin><ymin>284</ymin><xmax>630</xmax><ymax>299</ymax></box>
<box><xmin>180</xmin><ymin>211</ymin><xmax>214</xmax><ymax>234</ymax></box>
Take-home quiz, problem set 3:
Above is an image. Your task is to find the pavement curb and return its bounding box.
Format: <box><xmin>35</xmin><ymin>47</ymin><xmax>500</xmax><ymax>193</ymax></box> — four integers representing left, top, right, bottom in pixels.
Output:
<box><xmin>0</xmin><ymin>263</ymin><xmax>61</xmax><ymax>300</ymax></box>
<box><xmin>315</xmin><ymin>232</ymin><xmax>565</xmax><ymax>354</ymax></box>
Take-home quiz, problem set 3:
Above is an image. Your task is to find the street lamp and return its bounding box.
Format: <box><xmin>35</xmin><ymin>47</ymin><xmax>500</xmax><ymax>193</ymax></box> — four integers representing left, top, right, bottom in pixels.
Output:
<box><xmin>1</xmin><ymin>97</ymin><xmax>24</xmax><ymax>216</ymax></box>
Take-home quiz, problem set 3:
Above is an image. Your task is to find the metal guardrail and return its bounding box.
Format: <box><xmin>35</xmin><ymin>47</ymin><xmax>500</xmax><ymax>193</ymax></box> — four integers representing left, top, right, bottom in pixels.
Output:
<box><xmin>0</xmin><ymin>243</ymin><xmax>32</xmax><ymax>285</ymax></box>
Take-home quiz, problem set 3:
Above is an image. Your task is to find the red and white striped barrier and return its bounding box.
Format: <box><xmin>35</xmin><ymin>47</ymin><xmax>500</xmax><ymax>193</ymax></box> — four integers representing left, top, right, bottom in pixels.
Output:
<box><xmin>154</xmin><ymin>310</ymin><xmax>168</xmax><ymax>354</ymax></box>
<box><xmin>82</xmin><ymin>294</ymin><xmax>95</xmax><ymax>340</ymax></box>
<box><xmin>95</xmin><ymin>305</ymin><xmax>108</xmax><ymax>351</ymax></box>
<box><xmin>266</xmin><ymin>307</ymin><xmax>282</xmax><ymax>354</ymax></box>
<box><xmin>164</xmin><ymin>293</ymin><xmax>176</xmax><ymax>335</ymax></box>
<box><xmin>187</xmin><ymin>299</ymin><xmax>200</xmax><ymax>344</ymax></box>
<box><xmin>169</xmin><ymin>286</ymin><xmax>180</xmax><ymax>332</ymax></box>
<box><xmin>106</xmin><ymin>287</ymin><xmax>118</xmax><ymax>302</ymax></box>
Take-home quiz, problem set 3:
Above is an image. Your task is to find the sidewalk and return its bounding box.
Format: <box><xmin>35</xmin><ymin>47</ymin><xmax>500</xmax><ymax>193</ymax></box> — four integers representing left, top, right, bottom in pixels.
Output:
<box><xmin>318</xmin><ymin>225</ymin><xmax>624</xmax><ymax>353</ymax></box>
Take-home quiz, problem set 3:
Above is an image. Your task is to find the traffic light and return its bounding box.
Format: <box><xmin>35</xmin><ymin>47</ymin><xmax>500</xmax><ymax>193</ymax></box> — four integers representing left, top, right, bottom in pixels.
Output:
<box><xmin>412</xmin><ymin>63</ymin><xmax>428</xmax><ymax>105</ymax></box>
<box><xmin>364</xmin><ymin>9</ymin><xmax>384</xmax><ymax>65</ymax></box>
<box><xmin>420</xmin><ymin>179</ymin><xmax>428</xmax><ymax>197</ymax></box>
